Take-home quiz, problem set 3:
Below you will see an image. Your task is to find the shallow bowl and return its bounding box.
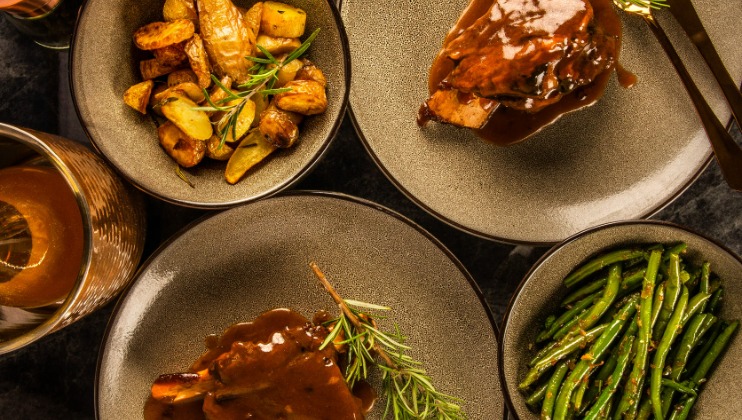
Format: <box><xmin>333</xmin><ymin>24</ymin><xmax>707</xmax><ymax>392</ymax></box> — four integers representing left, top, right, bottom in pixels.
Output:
<box><xmin>71</xmin><ymin>0</ymin><xmax>349</xmax><ymax>208</ymax></box>
<box><xmin>500</xmin><ymin>220</ymin><xmax>742</xmax><ymax>419</ymax></box>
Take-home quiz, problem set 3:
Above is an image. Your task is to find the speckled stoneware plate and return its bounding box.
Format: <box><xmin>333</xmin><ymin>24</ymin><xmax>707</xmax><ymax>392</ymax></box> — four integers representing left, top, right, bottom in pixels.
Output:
<box><xmin>71</xmin><ymin>0</ymin><xmax>349</xmax><ymax>208</ymax></box>
<box><xmin>96</xmin><ymin>192</ymin><xmax>504</xmax><ymax>419</ymax></box>
<box><xmin>340</xmin><ymin>0</ymin><xmax>741</xmax><ymax>245</ymax></box>
<box><xmin>500</xmin><ymin>220</ymin><xmax>742</xmax><ymax>419</ymax></box>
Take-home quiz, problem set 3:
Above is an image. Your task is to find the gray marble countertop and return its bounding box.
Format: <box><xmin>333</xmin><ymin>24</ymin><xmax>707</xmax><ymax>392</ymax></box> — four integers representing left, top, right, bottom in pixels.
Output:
<box><xmin>0</xmin><ymin>15</ymin><xmax>740</xmax><ymax>420</ymax></box>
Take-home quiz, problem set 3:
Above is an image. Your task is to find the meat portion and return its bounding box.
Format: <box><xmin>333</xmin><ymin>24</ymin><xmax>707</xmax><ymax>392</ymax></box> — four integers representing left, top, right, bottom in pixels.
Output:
<box><xmin>145</xmin><ymin>309</ymin><xmax>366</xmax><ymax>420</ymax></box>
<box><xmin>421</xmin><ymin>0</ymin><xmax>619</xmax><ymax>129</ymax></box>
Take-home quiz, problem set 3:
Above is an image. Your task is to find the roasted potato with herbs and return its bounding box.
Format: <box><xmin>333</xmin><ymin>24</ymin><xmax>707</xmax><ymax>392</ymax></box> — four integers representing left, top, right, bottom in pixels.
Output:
<box><xmin>260</xmin><ymin>1</ymin><xmax>306</xmax><ymax>38</ymax></box>
<box><xmin>158</xmin><ymin>121</ymin><xmax>207</xmax><ymax>167</ymax></box>
<box><xmin>124</xmin><ymin>0</ymin><xmax>328</xmax><ymax>185</ymax></box>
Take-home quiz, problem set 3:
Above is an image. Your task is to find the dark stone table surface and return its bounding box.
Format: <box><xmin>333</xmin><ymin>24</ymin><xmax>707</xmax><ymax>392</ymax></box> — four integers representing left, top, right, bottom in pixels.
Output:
<box><xmin>0</xmin><ymin>15</ymin><xmax>740</xmax><ymax>420</ymax></box>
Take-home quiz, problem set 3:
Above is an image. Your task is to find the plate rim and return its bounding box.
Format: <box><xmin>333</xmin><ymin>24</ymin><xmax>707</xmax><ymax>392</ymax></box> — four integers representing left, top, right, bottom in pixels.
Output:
<box><xmin>70</xmin><ymin>0</ymin><xmax>353</xmax><ymax>210</ymax></box>
<box><xmin>497</xmin><ymin>218</ymin><xmax>742</xmax><ymax>418</ymax></box>
<box><xmin>339</xmin><ymin>0</ymin><xmax>720</xmax><ymax>246</ymax></box>
<box><xmin>94</xmin><ymin>190</ymin><xmax>502</xmax><ymax>418</ymax></box>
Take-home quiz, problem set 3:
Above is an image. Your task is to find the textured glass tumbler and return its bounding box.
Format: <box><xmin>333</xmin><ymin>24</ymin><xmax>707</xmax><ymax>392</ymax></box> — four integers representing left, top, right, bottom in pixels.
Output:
<box><xmin>1</xmin><ymin>0</ymin><xmax>83</xmax><ymax>49</ymax></box>
<box><xmin>0</xmin><ymin>123</ymin><xmax>146</xmax><ymax>354</ymax></box>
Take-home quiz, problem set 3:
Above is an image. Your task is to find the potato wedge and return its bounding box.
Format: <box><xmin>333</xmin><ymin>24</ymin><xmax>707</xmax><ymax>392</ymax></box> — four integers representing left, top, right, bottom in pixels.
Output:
<box><xmin>251</xmin><ymin>90</ymin><xmax>270</xmax><ymax>127</ymax></box>
<box><xmin>133</xmin><ymin>19</ymin><xmax>195</xmax><ymax>50</ymax></box>
<box><xmin>274</xmin><ymin>79</ymin><xmax>327</xmax><ymax>115</ymax></box>
<box><xmin>168</xmin><ymin>69</ymin><xmax>199</xmax><ymax>86</ymax></box>
<box><xmin>140</xmin><ymin>58</ymin><xmax>181</xmax><ymax>80</ymax></box>
<box><xmin>155</xmin><ymin>82</ymin><xmax>205</xmax><ymax>103</ymax></box>
<box><xmin>206</xmin><ymin>135</ymin><xmax>235</xmax><ymax>161</ymax></box>
<box><xmin>275</xmin><ymin>57</ymin><xmax>304</xmax><ymax>87</ymax></box>
<box><xmin>163</xmin><ymin>0</ymin><xmax>198</xmax><ymax>24</ymax></box>
<box><xmin>153</xmin><ymin>41</ymin><xmax>188</xmax><ymax>67</ymax></box>
<box><xmin>184</xmin><ymin>34</ymin><xmax>212</xmax><ymax>89</ymax></box>
<box><xmin>256</xmin><ymin>34</ymin><xmax>301</xmax><ymax>57</ymax></box>
<box><xmin>197</xmin><ymin>0</ymin><xmax>255</xmax><ymax>84</ymax></box>
<box><xmin>260</xmin><ymin>2</ymin><xmax>306</xmax><ymax>38</ymax></box>
<box><xmin>215</xmin><ymin>99</ymin><xmax>257</xmax><ymax>143</ymax></box>
<box><xmin>159</xmin><ymin>93</ymin><xmax>213</xmax><ymax>140</ymax></box>
<box><xmin>123</xmin><ymin>80</ymin><xmax>155</xmax><ymax>114</ymax></box>
<box><xmin>158</xmin><ymin>121</ymin><xmax>207</xmax><ymax>168</ymax></box>
<box><xmin>225</xmin><ymin>129</ymin><xmax>277</xmax><ymax>184</ymax></box>
<box><xmin>243</xmin><ymin>2</ymin><xmax>263</xmax><ymax>39</ymax></box>
<box><xmin>258</xmin><ymin>101</ymin><xmax>302</xmax><ymax>148</ymax></box>
<box><xmin>296</xmin><ymin>59</ymin><xmax>326</xmax><ymax>87</ymax></box>
<box><xmin>149</xmin><ymin>83</ymin><xmax>169</xmax><ymax>114</ymax></box>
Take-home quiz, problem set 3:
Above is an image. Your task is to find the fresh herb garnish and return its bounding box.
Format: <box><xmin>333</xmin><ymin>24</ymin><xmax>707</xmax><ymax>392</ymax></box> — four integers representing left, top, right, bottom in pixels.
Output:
<box><xmin>198</xmin><ymin>28</ymin><xmax>321</xmax><ymax>150</ymax></box>
<box><xmin>175</xmin><ymin>164</ymin><xmax>195</xmax><ymax>188</ymax></box>
<box><xmin>310</xmin><ymin>262</ymin><xmax>466</xmax><ymax>420</ymax></box>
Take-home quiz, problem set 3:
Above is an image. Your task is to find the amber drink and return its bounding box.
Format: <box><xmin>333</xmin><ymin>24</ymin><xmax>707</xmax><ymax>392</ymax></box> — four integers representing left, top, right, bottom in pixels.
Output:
<box><xmin>0</xmin><ymin>165</ymin><xmax>84</xmax><ymax>308</ymax></box>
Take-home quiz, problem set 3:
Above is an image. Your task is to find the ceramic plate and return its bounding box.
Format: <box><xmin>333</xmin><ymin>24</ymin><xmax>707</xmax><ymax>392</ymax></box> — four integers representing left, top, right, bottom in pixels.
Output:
<box><xmin>340</xmin><ymin>0</ymin><xmax>741</xmax><ymax>244</ymax></box>
<box><xmin>96</xmin><ymin>192</ymin><xmax>504</xmax><ymax>419</ymax></box>
<box><xmin>500</xmin><ymin>220</ymin><xmax>742</xmax><ymax>418</ymax></box>
<box><xmin>71</xmin><ymin>0</ymin><xmax>349</xmax><ymax>208</ymax></box>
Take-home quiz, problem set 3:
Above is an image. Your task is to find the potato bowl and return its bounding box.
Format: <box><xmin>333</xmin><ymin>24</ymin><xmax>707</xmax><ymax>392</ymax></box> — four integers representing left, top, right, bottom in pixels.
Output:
<box><xmin>500</xmin><ymin>220</ymin><xmax>742</xmax><ymax>419</ymax></box>
<box><xmin>71</xmin><ymin>0</ymin><xmax>349</xmax><ymax>208</ymax></box>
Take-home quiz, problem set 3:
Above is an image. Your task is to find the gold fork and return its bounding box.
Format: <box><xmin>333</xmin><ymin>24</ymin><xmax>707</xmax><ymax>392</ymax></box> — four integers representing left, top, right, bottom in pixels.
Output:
<box><xmin>614</xmin><ymin>0</ymin><xmax>742</xmax><ymax>192</ymax></box>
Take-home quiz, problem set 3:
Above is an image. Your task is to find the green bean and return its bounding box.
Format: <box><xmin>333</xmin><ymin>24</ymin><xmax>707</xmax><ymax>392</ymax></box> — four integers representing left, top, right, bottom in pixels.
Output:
<box><xmin>534</xmin><ymin>266</ymin><xmax>623</xmax><ymax>368</ymax></box>
<box><xmin>680</xmin><ymin>291</ymin><xmax>711</xmax><ymax>325</ymax></box>
<box><xmin>689</xmin><ymin>320</ymin><xmax>739</xmax><ymax>385</ymax></box>
<box><xmin>525</xmin><ymin>379</ymin><xmax>549</xmax><ymax>409</ymax></box>
<box><xmin>614</xmin><ymin>249</ymin><xmax>661</xmax><ymax>419</ymax></box>
<box><xmin>541</xmin><ymin>360</ymin><xmax>571</xmax><ymax>419</ymax></box>
<box><xmin>636</xmin><ymin>398</ymin><xmax>652</xmax><ymax>420</ymax></box>
<box><xmin>537</xmin><ymin>293</ymin><xmax>597</xmax><ymax>344</ymax></box>
<box><xmin>685</xmin><ymin>321</ymin><xmax>723</xmax><ymax>375</ymax></box>
<box><xmin>584</xmin><ymin>317</ymin><xmax>638</xmax><ymax>420</ymax></box>
<box><xmin>653</xmin><ymin>254</ymin><xmax>682</xmax><ymax>341</ymax></box>
<box><xmin>650</xmin><ymin>282</ymin><xmax>665</xmax><ymax>329</ymax></box>
<box><xmin>573</xmin><ymin>377</ymin><xmax>589</xmax><ymax>414</ymax></box>
<box><xmin>564</xmin><ymin>248</ymin><xmax>647</xmax><ymax>288</ymax></box>
<box><xmin>666</xmin><ymin>396</ymin><xmax>696</xmax><ymax>420</ymax></box>
<box><xmin>651</xmin><ymin>285</ymin><xmax>689</xmax><ymax>419</ymax></box>
<box><xmin>708</xmin><ymin>287</ymin><xmax>724</xmax><ymax>315</ymax></box>
<box><xmin>562</xmin><ymin>277</ymin><xmax>607</xmax><ymax>307</ymax></box>
<box><xmin>661</xmin><ymin>379</ymin><xmax>697</xmax><ymax>396</ymax></box>
<box><xmin>544</xmin><ymin>314</ymin><xmax>557</xmax><ymax>330</ymax></box>
<box><xmin>553</xmin><ymin>296</ymin><xmax>638</xmax><ymax>420</ymax></box>
<box><xmin>520</xmin><ymin>324</ymin><xmax>608</xmax><ymax>389</ymax></box>
<box><xmin>617</xmin><ymin>268</ymin><xmax>647</xmax><ymax>297</ymax></box>
<box><xmin>673</xmin><ymin>314</ymin><xmax>717</xmax><ymax>380</ymax></box>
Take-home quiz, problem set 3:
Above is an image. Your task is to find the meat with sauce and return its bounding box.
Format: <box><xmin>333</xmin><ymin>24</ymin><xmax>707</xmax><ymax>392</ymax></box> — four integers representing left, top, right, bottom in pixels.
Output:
<box><xmin>419</xmin><ymin>0</ymin><xmax>620</xmax><ymax>135</ymax></box>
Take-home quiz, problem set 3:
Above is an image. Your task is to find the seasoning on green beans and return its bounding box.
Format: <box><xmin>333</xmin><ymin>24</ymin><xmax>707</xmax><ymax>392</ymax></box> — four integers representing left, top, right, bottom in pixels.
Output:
<box><xmin>518</xmin><ymin>243</ymin><xmax>739</xmax><ymax>420</ymax></box>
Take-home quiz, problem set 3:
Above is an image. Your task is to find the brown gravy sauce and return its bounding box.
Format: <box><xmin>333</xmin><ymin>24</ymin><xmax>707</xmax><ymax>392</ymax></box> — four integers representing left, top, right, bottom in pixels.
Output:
<box><xmin>144</xmin><ymin>308</ymin><xmax>374</xmax><ymax>420</ymax></box>
<box><xmin>425</xmin><ymin>0</ymin><xmax>626</xmax><ymax>146</ymax></box>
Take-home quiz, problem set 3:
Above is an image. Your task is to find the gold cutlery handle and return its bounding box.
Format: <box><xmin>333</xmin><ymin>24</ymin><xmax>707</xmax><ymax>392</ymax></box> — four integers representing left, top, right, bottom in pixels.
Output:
<box><xmin>666</xmin><ymin>0</ymin><xmax>742</xmax><ymax>127</ymax></box>
<box><xmin>644</xmin><ymin>15</ymin><xmax>742</xmax><ymax>191</ymax></box>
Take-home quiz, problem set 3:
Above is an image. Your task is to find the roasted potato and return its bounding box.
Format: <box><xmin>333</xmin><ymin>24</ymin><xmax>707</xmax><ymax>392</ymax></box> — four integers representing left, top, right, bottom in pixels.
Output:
<box><xmin>158</xmin><ymin>121</ymin><xmax>207</xmax><ymax>167</ymax></box>
<box><xmin>275</xmin><ymin>57</ymin><xmax>304</xmax><ymax>87</ymax></box>
<box><xmin>149</xmin><ymin>83</ymin><xmax>169</xmax><ymax>114</ymax></box>
<box><xmin>216</xmin><ymin>99</ymin><xmax>257</xmax><ymax>143</ymax></box>
<box><xmin>163</xmin><ymin>0</ymin><xmax>198</xmax><ymax>24</ymax></box>
<box><xmin>133</xmin><ymin>19</ymin><xmax>195</xmax><ymax>50</ymax></box>
<box><xmin>140</xmin><ymin>58</ymin><xmax>181</xmax><ymax>80</ymax></box>
<box><xmin>153</xmin><ymin>41</ymin><xmax>188</xmax><ymax>67</ymax></box>
<box><xmin>251</xmin><ymin>90</ymin><xmax>270</xmax><ymax>127</ymax></box>
<box><xmin>197</xmin><ymin>0</ymin><xmax>255</xmax><ymax>84</ymax></box>
<box><xmin>260</xmin><ymin>1</ymin><xmax>306</xmax><ymax>38</ymax></box>
<box><xmin>167</xmin><ymin>69</ymin><xmax>199</xmax><ymax>86</ymax></box>
<box><xmin>296</xmin><ymin>59</ymin><xmax>326</xmax><ymax>86</ymax></box>
<box><xmin>159</xmin><ymin>93</ymin><xmax>213</xmax><ymax>140</ymax></box>
<box><xmin>243</xmin><ymin>2</ymin><xmax>263</xmax><ymax>39</ymax></box>
<box><xmin>225</xmin><ymin>129</ymin><xmax>277</xmax><ymax>184</ymax></box>
<box><xmin>184</xmin><ymin>34</ymin><xmax>212</xmax><ymax>88</ymax></box>
<box><xmin>274</xmin><ymin>79</ymin><xmax>327</xmax><ymax>115</ymax></box>
<box><xmin>206</xmin><ymin>135</ymin><xmax>235</xmax><ymax>161</ymax></box>
<box><xmin>154</xmin><ymin>82</ymin><xmax>205</xmax><ymax>103</ymax></box>
<box><xmin>259</xmin><ymin>101</ymin><xmax>302</xmax><ymax>148</ymax></box>
<box><xmin>123</xmin><ymin>80</ymin><xmax>155</xmax><ymax>114</ymax></box>
<box><xmin>256</xmin><ymin>34</ymin><xmax>301</xmax><ymax>57</ymax></box>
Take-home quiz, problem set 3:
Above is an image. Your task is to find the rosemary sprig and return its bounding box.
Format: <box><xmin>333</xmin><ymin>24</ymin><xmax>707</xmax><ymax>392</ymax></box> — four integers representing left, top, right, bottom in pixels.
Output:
<box><xmin>199</xmin><ymin>28</ymin><xmax>321</xmax><ymax>149</ymax></box>
<box><xmin>310</xmin><ymin>263</ymin><xmax>466</xmax><ymax>420</ymax></box>
<box><xmin>175</xmin><ymin>164</ymin><xmax>195</xmax><ymax>188</ymax></box>
<box><xmin>615</xmin><ymin>0</ymin><xmax>668</xmax><ymax>9</ymax></box>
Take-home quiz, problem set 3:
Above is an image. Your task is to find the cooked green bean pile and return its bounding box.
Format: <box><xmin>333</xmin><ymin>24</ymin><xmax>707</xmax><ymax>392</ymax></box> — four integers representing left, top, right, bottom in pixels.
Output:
<box><xmin>520</xmin><ymin>243</ymin><xmax>739</xmax><ymax>420</ymax></box>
